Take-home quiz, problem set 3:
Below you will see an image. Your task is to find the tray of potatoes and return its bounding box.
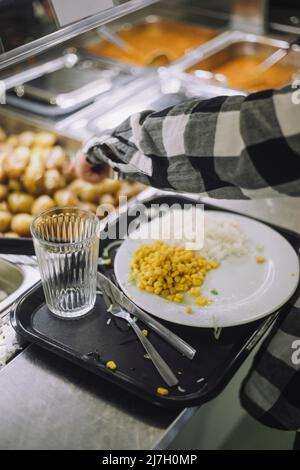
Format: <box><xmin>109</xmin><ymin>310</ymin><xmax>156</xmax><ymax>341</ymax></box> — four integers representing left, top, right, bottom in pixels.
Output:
<box><xmin>0</xmin><ymin>126</ymin><xmax>144</xmax><ymax>238</ymax></box>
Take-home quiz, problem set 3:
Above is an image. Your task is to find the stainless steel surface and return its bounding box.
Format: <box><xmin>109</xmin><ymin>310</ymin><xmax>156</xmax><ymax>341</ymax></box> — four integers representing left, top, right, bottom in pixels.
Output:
<box><xmin>171</xmin><ymin>30</ymin><xmax>300</xmax><ymax>96</ymax></box>
<box><xmin>0</xmin><ymin>344</ymin><xmax>187</xmax><ymax>450</ymax></box>
<box><xmin>97</xmin><ymin>272</ymin><xmax>196</xmax><ymax>360</ymax></box>
<box><xmin>0</xmin><ymin>258</ymin><xmax>23</xmax><ymax>297</ymax></box>
<box><xmin>2</xmin><ymin>53</ymin><xmax>78</xmax><ymax>91</ymax></box>
<box><xmin>0</xmin><ymin>255</ymin><xmax>37</xmax><ymax>267</ymax></box>
<box><xmin>0</xmin><ymin>106</ymin><xmax>81</xmax><ymax>152</ymax></box>
<box><xmin>97</xmin><ymin>25</ymin><xmax>129</xmax><ymax>50</ymax></box>
<box><xmin>0</xmin><ymin>260</ymin><xmax>39</xmax><ymax>320</ymax></box>
<box><xmin>0</xmin><ymin>0</ymin><xmax>159</xmax><ymax>71</ymax></box>
<box><xmin>4</xmin><ymin>50</ymin><xmax>140</xmax><ymax>116</ymax></box>
<box><xmin>0</xmin><ymin>259</ymin><xmax>22</xmax><ymax>312</ymax></box>
<box><xmin>255</xmin><ymin>47</ymin><xmax>289</xmax><ymax>73</ymax></box>
<box><xmin>109</xmin><ymin>305</ymin><xmax>179</xmax><ymax>387</ymax></box>
<box><xmin>230</xmin><ymin>0</ymin><xmax>267</xmax><ymax>35</ymax></box>
<box><xmin>80</xmin><ymin>1</ymin><xmax>221</xmax><ymax>70</ymax></box>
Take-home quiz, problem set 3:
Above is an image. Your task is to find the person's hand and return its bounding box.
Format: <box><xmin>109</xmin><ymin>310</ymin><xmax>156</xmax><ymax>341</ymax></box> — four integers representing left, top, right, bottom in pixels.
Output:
<box><xmin>70</xmin><ymin>152</ymin><xmax>111</xmax><ymax>183</ymax></box>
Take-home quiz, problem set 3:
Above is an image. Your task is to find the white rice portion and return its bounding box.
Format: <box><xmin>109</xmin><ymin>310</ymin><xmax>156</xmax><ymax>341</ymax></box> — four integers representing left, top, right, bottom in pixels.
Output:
<box><xmin>199</xmin><ymin>214</ymin><xmax>251</xmax><ymax>262</ymax></box>
<box><xmin>132</xmin><ymin>208</ymin><xmax>250</xmax><ymax>262</ymax></box>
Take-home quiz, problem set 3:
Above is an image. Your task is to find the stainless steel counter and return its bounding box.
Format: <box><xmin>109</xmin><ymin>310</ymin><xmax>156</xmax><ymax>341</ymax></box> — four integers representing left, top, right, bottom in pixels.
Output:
<box><xmin>0</xmin><ymin>344</ymin><xmax>197</xmax><ymax>450</ymax></box>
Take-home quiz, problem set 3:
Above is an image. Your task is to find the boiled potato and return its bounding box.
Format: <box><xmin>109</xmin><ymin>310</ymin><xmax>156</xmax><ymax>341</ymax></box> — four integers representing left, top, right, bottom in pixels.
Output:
<box><xmin>76</xmin><ymin>181</ymin><xmax>101</xmax><ymax>203</ymax></box>
<box><xmin>68</xmin><ymin>178</ymin><xmax>86</xmax><ymax>196</ymax></box>
<box><xmin>4</xmin><ymin>232</ymin><xmax>19</xmax><ymax>238</ymax></box>
<box><xmin>117</xmin><ymin>181</ymin><xmax>132</xmax><ymax>198</ymax></box>
<box><xmin>118</xmin><ymin>181</ymin><xmax>144</xmax><ymax>199</ymax></box>
<box><xmin>54</xmin><ymin>189</ymin><xmax>78</xmax><ymax>206</ymax></box>
<box><xmin>8</xmin><ymin>192</ymin><xmax>34</xmax><ymax>213</ymax></box>
<box><xmin>18</xmin><ymin>131</ymin><xmax>35</xmax><ymax>147</ymax></box>
<box><xmin>11</xmin><ymin>213</ymin><xmax>33</xmax><ymax>237</ymax></box>
<box><xmin>0</xmin><ymin>202</ymin><xmax>9</xmax><ymax>211</ymax></box>
<box><xmin>44</xmin><ymin>169</ymin><xmax>66</xmax><ymax>194</ymax></box>
<box><xmin>46</xmin><ymin>146</ymin><xmax>69</xmax><ymax>172</ymax></box>
<box><xmin>4</xmin><ymin>146</ymin><xmax>31</xmax><ymax>179</ymax></box>
<box><xmin>0</xmin><ymin>211</ymin><xmax>12</xmax><ymax>232</ymax></box>
<box><xmin>23</xmin><ymin>148</ymin><xmax>45</xmax><ymax>195</ymax></box>
<box><xmin>0</xmin><ymin>184</ymin><xmax>8</xmax><ymax>201</ymax></box>
<box><xmin>0</xmin><ymin>127</ymin><xmax>6</xmax><ymax>142</ymax></box>
<box><xmin>0</xmin><ymin>152</ymin><xmax>6</xmax><ymax>183</ymax></box>
<box><xmin>31</xmin><ymin>195</ymin><xmax>56</xmax><ymax>216</ymax></box>
<box><xmin>99</xmin><ymin>194</ymin><xmax>115</xmax><ymax>206</ymax></box>
<box><xmin>100</xmin><ymin>179</ymin><xmax>121</xmax><ymax>194</ymax></box>
<box><xmin>8</xmin><ymin>179</ymin><xmax>23</xmax><ymax>192</ymax></box>
<box><xmin>5</xmin><ymin>135</ymin><xmax>19</xmax><ymax>148</ymax></box>
<box><xmin>33</xmin><ymin>131</ymin><xmax>56</xmax><ymax>148</ymax></box>
<box><xmin>79</xmin><ymin>202</ymin><xmax>98</xmax><ymax>214</ymax></box>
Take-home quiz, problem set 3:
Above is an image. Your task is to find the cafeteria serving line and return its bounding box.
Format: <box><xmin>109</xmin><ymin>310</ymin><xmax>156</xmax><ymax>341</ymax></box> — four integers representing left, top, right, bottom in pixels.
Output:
<box><xmin>0</xmin><ymin>0</ymin><xmax>299</xmax><ymax>452</ymax></box>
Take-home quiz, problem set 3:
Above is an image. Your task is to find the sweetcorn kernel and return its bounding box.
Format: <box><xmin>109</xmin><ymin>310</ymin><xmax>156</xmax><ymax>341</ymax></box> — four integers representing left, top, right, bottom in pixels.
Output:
<box><xmin>185</xmin><ymin>307</ymin><xmax>193</xmax><ymax>314</ymax></box>
<box><xmin>190</xmin><ymin>287</ymin><xmax>201</xmax><ymax>297</ymax></box>
<box><xmin>196</xmin><ymin>297</ymin><xmax>211</xmax><ymax>307</ymax></box>
<box><xmin>106</xmin><ymin>361</ymin><xmax>117</xmax><ymax>370</ymax></box>
<box><xmin>256</xmin><ymin>256</ymin><xmax>266</xmax><ymax>264</ymax></box>
<box><xmin>157</xmin><ymin>387</ymin><xmax>169</xmax><ymax>396</ymax></box>
<box><xmin>131</xmin><ymin>241</ymin><xmax>219</xmax><ymax>305</ymax></box>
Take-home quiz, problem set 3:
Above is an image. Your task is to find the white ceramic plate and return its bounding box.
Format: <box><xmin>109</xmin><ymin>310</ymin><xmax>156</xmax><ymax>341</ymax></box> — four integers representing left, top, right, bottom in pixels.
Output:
<box><xmin>114</xmin><ymin>211</ymin><xmax>300</xmax><ymax>328</ymax></box>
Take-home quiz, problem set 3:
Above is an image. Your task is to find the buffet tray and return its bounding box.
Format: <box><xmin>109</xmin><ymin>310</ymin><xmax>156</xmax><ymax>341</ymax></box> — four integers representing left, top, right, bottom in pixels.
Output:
<box><xmin>5</xmin><ymin>50</ymin><xmax>140</xmax><ymax>117</ymax></box>
<box><xmin>81</xmin><ymin>2</ymin><xmax>221</xmax><ymax>70</ymax></box>
<box><xmin>167</xmin><ymin>30</ymin><xmax>300</xmax><ymax>96</ymax></box>
<box><xmin>10</xmin><ymin>194</ymin><xmax>300</xmax><ymax>407</ymax></box>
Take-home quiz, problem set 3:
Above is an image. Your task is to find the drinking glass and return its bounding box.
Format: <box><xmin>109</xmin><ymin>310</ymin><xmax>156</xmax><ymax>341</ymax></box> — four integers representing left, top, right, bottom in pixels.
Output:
<box><xmin>31</xmin><ymin>207</ymin><xmax>100</xmax><ymax>319</ymax></box>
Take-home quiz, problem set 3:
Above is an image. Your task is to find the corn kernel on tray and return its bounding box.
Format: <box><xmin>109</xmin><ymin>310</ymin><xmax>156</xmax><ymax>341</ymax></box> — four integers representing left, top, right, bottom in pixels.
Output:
<box><xmin>11</xmin><ymin>195</ymin><xmax>300</xmax><ymax>407</ymax></box>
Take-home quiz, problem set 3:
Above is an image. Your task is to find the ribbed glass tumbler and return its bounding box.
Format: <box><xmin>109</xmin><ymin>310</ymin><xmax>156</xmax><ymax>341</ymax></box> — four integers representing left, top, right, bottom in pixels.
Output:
<box><xmin>31</xmin><ymin>207</ymin><xmax>100</xmax><ymax>319</ymax></box>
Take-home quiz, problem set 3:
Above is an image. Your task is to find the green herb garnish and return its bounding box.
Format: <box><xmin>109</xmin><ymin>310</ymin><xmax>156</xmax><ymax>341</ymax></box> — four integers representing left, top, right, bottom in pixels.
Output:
<box><xmin>210</xmin><ymin>289</ymin><xmax>219</xmax><ymax>295</ymax></box>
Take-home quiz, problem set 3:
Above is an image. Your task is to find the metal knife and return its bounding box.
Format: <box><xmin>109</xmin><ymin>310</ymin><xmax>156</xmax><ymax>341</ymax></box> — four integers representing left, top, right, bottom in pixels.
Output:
<box><xmin>97</xmin><ymin>272</ymin><xmax>196</xmax><ymax>360</ymax></box>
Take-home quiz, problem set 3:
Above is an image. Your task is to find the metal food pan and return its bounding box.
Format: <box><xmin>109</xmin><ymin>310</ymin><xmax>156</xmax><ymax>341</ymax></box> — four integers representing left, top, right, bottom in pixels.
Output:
<box><xmin>171</xmin><ymin>31</ymin><xmax>300</xmax><ymax>95</ymax></box>
<box><xmin>80</xmin><ymin>4</ymin><xmax>221</xmax><ymax>69</ymax></box>
<box><xmin>0</xmin><ymin>107</ymin><xmax>80</xmax><ymax>154</ymax></box>
<box><xmin>0</xmin><ymin>108</ymin><xmax>80</xmax><ymax>252</ymax></box>
<box><xmin>4</xmin><ymin>50</ymin><xmax>141</xmax><ymax>117</ymax></box>
<box><xmin>0</xmin><ymin>108</ymin><xmax>149</xmax><ymax>250</ymax></box>
<box><xmin>0</xmin><ymin>257</ymin><xmax>40</xmax><ymax>317</ymax></box>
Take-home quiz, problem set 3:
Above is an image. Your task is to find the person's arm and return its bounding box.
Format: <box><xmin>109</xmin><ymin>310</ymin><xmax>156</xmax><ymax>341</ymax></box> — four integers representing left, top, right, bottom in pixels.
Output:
<box><xmin>80</xmin><ymin>84</ymin><xmax>300</xmax><ymax>199</ymax></box>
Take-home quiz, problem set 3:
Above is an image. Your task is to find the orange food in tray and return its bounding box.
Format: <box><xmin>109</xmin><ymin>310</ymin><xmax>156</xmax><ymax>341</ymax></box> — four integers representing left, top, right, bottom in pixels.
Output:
<box><xmin>188</xmin><ymin>55</ymin><xmax>296</xmax><ymax>92</ymax></box>
<box><xmin>86</xmin><ymin>21</ymin><xmax>217</xmax><ymax>67</ymax></box>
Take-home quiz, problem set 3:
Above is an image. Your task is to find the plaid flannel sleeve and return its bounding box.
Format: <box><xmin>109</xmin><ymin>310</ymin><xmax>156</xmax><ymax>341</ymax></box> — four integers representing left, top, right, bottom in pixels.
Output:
<box><xmin>83</xmin><ymin>84</ymin><xmax>300</xmax><ymax>199</ymax></box>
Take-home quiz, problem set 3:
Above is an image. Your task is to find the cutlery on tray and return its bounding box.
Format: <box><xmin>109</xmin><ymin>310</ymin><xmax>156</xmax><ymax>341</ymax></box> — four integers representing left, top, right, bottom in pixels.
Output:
<box><xmin>97</xmin><ymin>272</ymin><xmax>196</xmax><ymax>360</ymax></box>
<box><xmin>101</xmin><ymin>285</ymin><xmax>179</xmax><ymax>387</ymax></box>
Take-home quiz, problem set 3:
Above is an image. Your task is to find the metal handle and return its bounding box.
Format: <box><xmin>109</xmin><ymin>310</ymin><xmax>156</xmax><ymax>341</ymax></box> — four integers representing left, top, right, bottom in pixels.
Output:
<box><xmin>97</xmin><ymin>26</ymin><xmax>128</xmax><ymax>51</ymax></box>
<box><xmin>128</xmin><ymin>317</ymin><xmax>179</xmax><ymax>388</ymax></box>
<box><xmin>97</xmin><ymin>272</ymin><xmax>196</xmax><ymax>360</ymax></box>
<box><xmin>129</xmin><ymin>305</ymin><xmax>196</xmax><ymax>360</ymax></box>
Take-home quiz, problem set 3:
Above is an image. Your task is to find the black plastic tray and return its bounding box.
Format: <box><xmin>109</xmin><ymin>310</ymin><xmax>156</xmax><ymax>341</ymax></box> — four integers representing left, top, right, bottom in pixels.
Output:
<box><xmin>10</xmin><ymin>195</ymin><xmax>300</xmax><ymax>407</ymax></box>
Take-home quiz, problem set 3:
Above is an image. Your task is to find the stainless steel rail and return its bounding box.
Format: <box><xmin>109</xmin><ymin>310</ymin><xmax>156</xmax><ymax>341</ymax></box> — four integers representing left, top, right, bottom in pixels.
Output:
<box><xmin>0</xmin><ymin>0</ymin><xmax>159</xmax><ymax>72</ymax></box>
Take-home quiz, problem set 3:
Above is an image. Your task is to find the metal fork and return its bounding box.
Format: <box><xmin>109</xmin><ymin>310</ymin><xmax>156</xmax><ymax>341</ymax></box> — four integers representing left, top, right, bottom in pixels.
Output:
<box><xmin>101</xmin><ymin>289</ymin><xmax>179</xmax><ymax>388</ymax></box>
